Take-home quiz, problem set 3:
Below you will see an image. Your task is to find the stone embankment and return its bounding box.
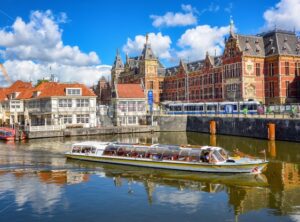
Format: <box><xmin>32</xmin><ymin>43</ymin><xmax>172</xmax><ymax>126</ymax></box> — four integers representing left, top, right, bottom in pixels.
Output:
<box><xmin>156</xmin><ymin>115</ymin><xmax>300</xmax><ymax>142</ymax></box>
<box><xmin>26</xmin><ymin>125</ymin><xmax>158</xmax><ymax>139</ymax></box>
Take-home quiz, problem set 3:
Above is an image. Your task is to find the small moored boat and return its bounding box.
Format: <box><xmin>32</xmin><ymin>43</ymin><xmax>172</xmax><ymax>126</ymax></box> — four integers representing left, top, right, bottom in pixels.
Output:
<box><xmin>65</xmin><ymin>142</ymin><xmax>268</xmax><ymax>174</ymax></box>
<box><xmin>0</xmin><ymin>127</ymin><xmax>16</xmax><ymax>141</ymax></box>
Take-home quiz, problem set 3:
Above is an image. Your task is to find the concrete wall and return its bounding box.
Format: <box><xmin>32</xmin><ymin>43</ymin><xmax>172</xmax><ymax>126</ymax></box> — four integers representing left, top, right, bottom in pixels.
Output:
<box><xmin>157</xmin><ymin>115</ymin><xmax>300</xmax><ymax>142</ymax></box>
<box><xmin>26</xmin><ymin>126</ymin><xmax>158</xmax><ymax>139</ymax></box>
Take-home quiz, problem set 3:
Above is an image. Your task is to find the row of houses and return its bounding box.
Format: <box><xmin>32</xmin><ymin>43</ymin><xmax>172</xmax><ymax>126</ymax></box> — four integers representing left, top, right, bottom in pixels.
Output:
<box><xmin>0</xmin><ymin>80</ymin><xmax>97</xmax><ymax>128</ymax></box>
<box><xmin>0</xmin><ymin>80</ymin><xmax>148</xmax><ymax>128</ymax></box>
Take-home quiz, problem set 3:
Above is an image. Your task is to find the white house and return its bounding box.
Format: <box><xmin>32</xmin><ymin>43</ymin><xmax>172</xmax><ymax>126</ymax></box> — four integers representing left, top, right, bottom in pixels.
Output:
<box><xmin>0</xmin><ymin>81</ymin><xmax>97</xmax><ymax>128</ymax></box>
<box><xmin>113</xmin><ymin>84</ymin><xmax>147</xmax><ymax>126</ymax></box>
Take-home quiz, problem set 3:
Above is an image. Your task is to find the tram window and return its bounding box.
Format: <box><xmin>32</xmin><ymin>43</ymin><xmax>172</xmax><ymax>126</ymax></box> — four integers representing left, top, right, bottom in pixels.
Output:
<box><xmin>175</xmin><ymin>106</ymin><xmax>182</xmax><ymax>111</ymax></box>
<box><xmin>248</xmin><ymin>104</ymin><xmax>257</xmax><ymax>110</ymax></box>
<box><xmin>233</xmin><ymin>105</ymin><xmax>237</xmax><ymax>110</ymax></box>
<box><xmin>240</xmin><ymin>104</ymin><xmax>247</xmax><ymax>110</ymax></box>
<box><xmin>91</xmin><ymin>147</ymin><xmax>96</xmax><ymax>153</ymax></box>
<box><xmin>170</xmin><ymin>106</ymin><xmax>182</xmax><ymax>111</ymax></box>
<box><xmin>196</xmin><ymin>105</ymin><xmax>204</xmax><ymax>111</ymax></box>
<box><xmin>220</xmin><ymin>105</ymin><xmax>225</xmax><ymax>111</ymax></box>
<box><xmin>207</xmin><ymin>105</ymin><xmax>217</xmax><ymax>111</ymax></box>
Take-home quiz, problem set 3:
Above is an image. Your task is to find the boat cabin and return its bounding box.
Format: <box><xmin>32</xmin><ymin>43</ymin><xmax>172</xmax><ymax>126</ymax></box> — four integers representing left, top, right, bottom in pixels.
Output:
<box><xmin>70</xmin><ymin>142</ymin><xmax>228</xmax><ymax>163</ymax></box>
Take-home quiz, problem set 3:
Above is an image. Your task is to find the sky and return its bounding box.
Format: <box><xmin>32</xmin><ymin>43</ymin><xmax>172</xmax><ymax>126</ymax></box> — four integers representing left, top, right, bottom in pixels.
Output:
<box><xmin>0</xmin><ymin>0</ymin><xmax>300</xmax><ymax>86</ymax></box>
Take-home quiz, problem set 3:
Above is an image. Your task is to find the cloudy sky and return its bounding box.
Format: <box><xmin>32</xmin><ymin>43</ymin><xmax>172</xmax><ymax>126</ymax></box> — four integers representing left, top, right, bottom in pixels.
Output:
<box><xmin>0</xmin><ymin>0</ymin><xmax>299</xmax><ymax>86</ymax></box>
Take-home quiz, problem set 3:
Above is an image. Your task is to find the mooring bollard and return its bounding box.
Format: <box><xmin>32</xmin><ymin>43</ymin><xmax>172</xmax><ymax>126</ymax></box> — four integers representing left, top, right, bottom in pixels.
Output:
<box><xmin>210</xmin><ymin>135</ymin><xmax>217</xmax><ymax>146</ymax></box>
<box><xmin>268</xmin><ymin>123</ymin><xmax>275</xmax><ymax>141</ymax></box>
<box><xmin>268</xmin><ymin>140</ymin><xmax>276</xmax><ymax>157</ymax></box>
<box><xmin>210</xmin><ymin>120</ymin><xmax>216</xmax><ymax>135</ymax></box>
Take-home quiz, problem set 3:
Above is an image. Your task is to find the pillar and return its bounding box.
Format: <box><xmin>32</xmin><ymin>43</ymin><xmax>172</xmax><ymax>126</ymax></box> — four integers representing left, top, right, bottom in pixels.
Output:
<box><xmin>268</xmin><ymin>123</ymin><xmax>275</xmax><ymax>141</ymax></box>
<box><xmin>210</xmin><ymin>135</ymin><xmax>217</xmax><ymax>146</ymax></box>
<box><xmin>210</xmin><ymin>120</ymin><xmax>216</xmax><ymax>135</ymax></box>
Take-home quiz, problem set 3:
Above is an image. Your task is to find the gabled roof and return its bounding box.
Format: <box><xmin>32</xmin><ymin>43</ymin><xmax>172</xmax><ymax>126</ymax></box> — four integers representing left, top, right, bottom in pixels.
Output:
<box><xmin>116</xmin><ymin>84</ymin><xmax>145</xmax><ymax>99</ymax></box>
<box><xmin>0</xmin><ymin>81</ymin><xmax>95</xmax><ymax>101</ymax></box>
<box><xmin>232</xmin><ymin>30</ymin><xmax>300</xmax><ymax>57</ymax></box>
<box><xmin>0</xmin><ymin>81</ymin><xmax>33</xmax><ymax>101</ymax></box>
<box><xmin>32</xmin><ymin>82</ymin><xmax>96</xmax><ymax>98</ymax></box>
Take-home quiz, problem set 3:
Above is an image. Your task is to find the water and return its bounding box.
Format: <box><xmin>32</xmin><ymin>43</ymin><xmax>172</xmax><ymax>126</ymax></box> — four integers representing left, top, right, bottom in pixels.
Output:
<box><xmin>0</xmin><ymin>132</ymin><xmax>299</xmax><ymax>222</ymax></box>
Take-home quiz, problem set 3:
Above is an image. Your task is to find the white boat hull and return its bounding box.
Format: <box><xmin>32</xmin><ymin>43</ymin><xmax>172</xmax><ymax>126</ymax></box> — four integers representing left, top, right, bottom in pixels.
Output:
<box><xmin>65</xmin><ymin>153</ymin><xmax>268</xmax><ymax>174</ymax></box>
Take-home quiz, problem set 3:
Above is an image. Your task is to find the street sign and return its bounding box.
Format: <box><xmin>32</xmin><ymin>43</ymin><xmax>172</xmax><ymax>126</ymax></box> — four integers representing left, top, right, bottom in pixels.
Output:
<box><xmin>148</xmin><ymin>90</ymin><xmax>153</xmax><ymax>105</ymax></box>
<box><xmin>148</xmin><ymin>90</ymin><xmax>153</xmax><ymax>113</ymax></box>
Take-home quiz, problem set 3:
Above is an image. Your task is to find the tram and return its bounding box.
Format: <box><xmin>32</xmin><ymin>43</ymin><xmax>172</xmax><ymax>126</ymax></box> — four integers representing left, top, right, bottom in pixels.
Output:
<box><xmin>166</xmin><ymin>101</ymin><xmax>261</xmax><ymax>115</ymax></box>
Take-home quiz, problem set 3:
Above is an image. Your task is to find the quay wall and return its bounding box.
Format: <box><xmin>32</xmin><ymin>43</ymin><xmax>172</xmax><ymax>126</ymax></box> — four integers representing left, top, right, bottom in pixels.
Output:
<box><xmin>26</xmin><ymin>126</ymin><xmax>158</xmax><ymax>139</ymax></box>
<box><xmin>156</xmin><ymin>115</ymin><xmax>300</xmax><ymax>142</ymax></box>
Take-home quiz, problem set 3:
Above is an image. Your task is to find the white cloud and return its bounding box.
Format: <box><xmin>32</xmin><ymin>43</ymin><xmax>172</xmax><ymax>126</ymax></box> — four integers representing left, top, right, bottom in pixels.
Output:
<box><xmin>176</xmin><ymin>25</ymin><xmax>230</xmax><ymax>61</ymax></box>
<box><xmin>123</xmin><ymin>32</ymin><xmax>172</xmax><ymax>59</ymax></box>
<box><xmin>150</xmin><ymin>4</ymin><xmax>197</xmax><ymax>28</ymax></box>
<box><xmin>1</xmin><ymin>60</ymin><xmax>111</xmax><ymax>86</ymax></box>
<box><xmin>263</xmin><ymin>0</ymin><xmax>300</xmax><ymax>31</ymax></box>
<box><xmin>0</xmin><ymin>10</ymin><xmax>99</xmax><ymax>66</ymax></box>
<box><xmin>0</xmin><ymin>10</ymin><xmax>112</xmax><ymax>87</ymax></box>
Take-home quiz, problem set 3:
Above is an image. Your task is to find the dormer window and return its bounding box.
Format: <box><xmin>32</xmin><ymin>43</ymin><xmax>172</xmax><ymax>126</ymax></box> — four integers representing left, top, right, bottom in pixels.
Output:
<box><xmin>271</xmin><ymin>47</ymin><xmax>276</xmax><ymax>53</ymax></box>
<box><xmin>33</xmin><ymin>91</ymin><xmax>41</xmax><ymax>97</ymax></box>
<box><xmin>66</xmin><ymin>88</ymin><xmax>82</xmax><ymax>96</ymax></box>
<box><xmin>10</xmin><ymin>92</ymin><xmax>20</xmax><ymax>99</ymax></box>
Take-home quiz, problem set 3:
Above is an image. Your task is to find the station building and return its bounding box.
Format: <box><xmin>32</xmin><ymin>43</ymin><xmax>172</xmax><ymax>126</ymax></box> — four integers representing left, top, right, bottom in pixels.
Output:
<box><xmin>111</xmin><ymin>20</ymin><xmax>300</xmax><ymax>106</ymax></box>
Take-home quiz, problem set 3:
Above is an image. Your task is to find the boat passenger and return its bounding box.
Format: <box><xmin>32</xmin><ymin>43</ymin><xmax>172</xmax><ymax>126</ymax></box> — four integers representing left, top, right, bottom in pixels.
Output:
<box><xmin>201</xmin><ymin>152</ymin><xmax>210</xmax><ymax>163</ymax></box>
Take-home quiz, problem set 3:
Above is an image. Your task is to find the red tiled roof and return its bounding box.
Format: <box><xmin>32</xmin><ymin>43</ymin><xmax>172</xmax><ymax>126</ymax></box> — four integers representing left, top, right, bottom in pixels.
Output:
<box><xmin>0</xmin><ymin>81</ymin><xmax>95</xmax><ymax>101</ymax></box>
<box><xmin>0</xmin><ymin>81</ymin><xmax>33</xmax><ymax>101</ymax></box>
<box><xmin>116</xmin><ymin>84</ymin><xmax>145</xmax><ymax>98</ymax></box>
<box><xmin>33</xmin><ymin>82</ymin><xmax>96</xmax><ymax>98</ymax></box>
<box><xmin>0</xmin><ymin>88</ymin><xmax>8</xmax><ymax>101</ymax></box>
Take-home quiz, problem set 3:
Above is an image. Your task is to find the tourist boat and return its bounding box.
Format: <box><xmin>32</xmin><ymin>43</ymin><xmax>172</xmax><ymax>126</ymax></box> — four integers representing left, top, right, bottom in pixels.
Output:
<box><xmin>65</xmin><ymin>142</ymin><xmax>269</xmax><ymax>174</ymax></box>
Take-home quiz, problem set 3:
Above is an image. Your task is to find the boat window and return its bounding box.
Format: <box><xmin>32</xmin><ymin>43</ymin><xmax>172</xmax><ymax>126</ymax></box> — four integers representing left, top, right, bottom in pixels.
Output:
<box><xmin>91</xmin><ymin>147</ymin><xmax>96</xmax><ymax>154</ymax></box>
<box><xmin>212</xmin><ymin>150</ymin><xmax>226</xmax><ymax>162</ymax></box>
<box><xmin>81</xmin><ymin>146</ymin><xmax>92</xmax><ymax>153</ymax></box>
<box><xmin>178</xmin><ymin>150</ymin><xmax>190</xmax><ymax>161</ymax></box>
<box><xmin>72</xmin><ymin>146</ymin><xmax>81</xmax><ymax>153</ymax></box>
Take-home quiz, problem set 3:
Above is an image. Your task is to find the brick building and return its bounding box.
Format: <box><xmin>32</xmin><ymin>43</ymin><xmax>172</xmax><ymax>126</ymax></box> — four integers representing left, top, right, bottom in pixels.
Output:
<box><xmin>111</xmin><ymin>35</ymin><xmax>165</xmax><ymax>110</ymax></box>
<box><xmin>93</xmin><ymin>76</ymin><xmax>111</xmax><ymax>105</ymax></box>
<box><xmin>112</xmin><ymin>21</ymin><xmax>300</xmax><ymax>106</ymax></box>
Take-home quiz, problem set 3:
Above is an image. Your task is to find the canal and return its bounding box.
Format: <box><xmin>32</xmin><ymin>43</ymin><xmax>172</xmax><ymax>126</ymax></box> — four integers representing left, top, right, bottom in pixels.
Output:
<box><xmin>0</xmin><ymin>132</ymin><xmax>299</xmax><ymax>222</ymax></box>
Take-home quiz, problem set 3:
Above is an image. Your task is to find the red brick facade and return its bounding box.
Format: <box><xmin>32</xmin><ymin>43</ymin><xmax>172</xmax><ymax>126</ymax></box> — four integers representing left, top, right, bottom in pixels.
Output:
<box><xmin>112</xmin><ymin>30</ymin><xmax>300</xmax><ymax>106</ymax></box>
<box><xmin>162</xmin><ymin>29</ymin><xmax>300</xmax><ymax>105</ymax></box>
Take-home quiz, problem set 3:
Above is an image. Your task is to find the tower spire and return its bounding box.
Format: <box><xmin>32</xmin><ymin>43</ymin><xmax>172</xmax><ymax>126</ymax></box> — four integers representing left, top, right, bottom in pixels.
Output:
<box><xmin>146</xmin><ymin>33</ymin><xmax>149</xmax><ymax>45</ymax></box>
<box><xmin>230</xmin><ymin>16</ymin><xmax>235</xmax><ymax>37</ymax></box>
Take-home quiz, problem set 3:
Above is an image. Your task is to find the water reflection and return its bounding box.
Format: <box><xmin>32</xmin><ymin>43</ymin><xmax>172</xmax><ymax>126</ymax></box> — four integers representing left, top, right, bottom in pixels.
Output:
<box><xmin>0</xmin><ymin>131</ymin><xmax>299</xmax><ymax>221</ymax></box>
